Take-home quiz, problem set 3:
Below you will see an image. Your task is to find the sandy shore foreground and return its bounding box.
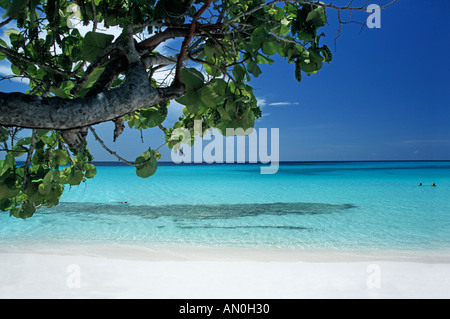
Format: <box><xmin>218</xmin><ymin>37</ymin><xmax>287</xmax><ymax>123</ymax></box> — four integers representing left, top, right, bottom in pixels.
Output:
<box><xmin>1</xmin><ymin>243</ymin><xmax>450</xmax><ymax>299</ymax></box>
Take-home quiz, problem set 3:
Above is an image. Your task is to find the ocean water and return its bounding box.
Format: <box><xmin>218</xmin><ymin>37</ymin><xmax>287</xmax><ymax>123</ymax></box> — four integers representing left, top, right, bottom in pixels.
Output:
<box><xmin>1</xmin><ymin>161</ymin><xmax>450</xmax><ymax>252</ymax></box>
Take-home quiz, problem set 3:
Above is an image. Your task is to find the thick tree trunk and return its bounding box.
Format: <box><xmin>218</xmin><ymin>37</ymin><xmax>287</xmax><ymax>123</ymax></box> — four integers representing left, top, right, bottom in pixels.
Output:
<box><xmin>0</xmin><ymin>62</ymin><xmax>185</xmax><ymax>131</ymax></box>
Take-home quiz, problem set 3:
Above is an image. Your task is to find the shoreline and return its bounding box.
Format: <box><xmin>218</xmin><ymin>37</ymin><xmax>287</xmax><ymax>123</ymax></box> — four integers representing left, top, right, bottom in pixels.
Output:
<box><xmin>2</xmin><ymin>240</ymin><xmax>450</xmax><ymax>263</ymax></box>
<box><xmin>1</xmin><ymin>242</ymin><xmax>450</xmax><ymax>298</ymax></box>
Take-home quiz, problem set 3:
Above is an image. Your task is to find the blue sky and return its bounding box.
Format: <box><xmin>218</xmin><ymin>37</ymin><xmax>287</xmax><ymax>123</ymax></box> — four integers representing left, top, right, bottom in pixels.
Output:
<box><xmin>1</xmin><ymin>1</ymin><xmax>449</xmax><ymax>162</ymax></box>
<box><xmin>252</xmin><ymin>0</ymin><xmax>450</xmax><ymax>161</ymax></box>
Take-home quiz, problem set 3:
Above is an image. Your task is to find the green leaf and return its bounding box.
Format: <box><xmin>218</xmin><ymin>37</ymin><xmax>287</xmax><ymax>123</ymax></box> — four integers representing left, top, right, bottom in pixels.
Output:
<box><xmin>255</xmin><ymin>53</ymin><xmax>274</xmax><ymax>65</ymax></box>
<box><xmin>81</xmin><ymin>32</ymin><xmax>115</xmax><ymax>63</ymax></box>
<box><xmin>176</xmin><ymin>89</ymin><xmax>199</xmax><ymax>106</ymax></box>
<box><xmin>51</xmin><ymin>149</ymin><xmax>69</xmax><ymax>167</ymax></box>
<box><xmin>306</xmin><ymin>7</ymin><xmax>327</xmax><ymax>27</ymax></box>
<box><xmin>140</xmin><ymin>105</ymin><xmax>168</xmax><ymax>128</ymax></box>
<box><xmin>0</xmin><ymin>182</ymin><xmax>19</xmax><ymax>199</ymax></box>
<box><xmin>261</xmin><ymin>40</ymin><xmax>277</xmax><ymax>56</ymax></box>
<box><xmin>84</xmin><ymin>163</ymin><xmax>97</xmax><ymax>179</ymax></box>
<box><xmin>203</xmin><ymin>43</ymin><xmax>218</xmax><ymax>60</ymax></box>
<box><xmin>67</xmin><ymin>169</ymin><xmax>84</xmax><ymax>186</ymax></box>
<box><xmin>135</xmin><ymin>150</ymin><xmax>157</xmax><ymax>179</ymax></box>
<box><xmin>321</xmin><ymin>45</ymin><xmax>333</xmax><ymax>63</ymax></box>
<box><xmin>233</xmin><ymin>65</ymin><xmax>245</xmax><ymax>82</ymax></box>
<box><xmin>11</xmin><ymin>145</ymin><xmax>27</xmax><ymax>158</ymax></box>
<box><xmin>299</xmin><ymin>59</ymin><xmax>322</xmax><ymax>73</ymax></box>
<box><xmin>37</xmin><ymin>129</ymin><xmax>50</xmax><ymax>137</ymax></box>
<box><xmin>199</xmin><ymin>86</ymin><xmax>218</xmax><ymax>108</ymax></box>
<box><xmin>43</xmin><ymin>169</ymin><xmax>57</xmax><ymax>187</ymax></box>
<box><xmin>3</xmin><ymin>28</ymin><xmax>20</xmax><ymax>37</ymax></box>
<box><xmin>82</xmin><ymin>67</ymin><xmax>105</xmax><ymax>91</ymax></box>
<box><xmin>217</xmin><ymin>106</ymin><xmax>232</xmax><ymax>121</ymax></box>
<box><xmin>251</xmin><ymin>26</ymin><xmax>266</xmax><ymax>49</ymax></box>
<box><xmin>267</xmin><ymin>6</ymin><xmax>285</xmax><ymax>21</ymax></box>
<box><xmin>210</xmin><ymin>78</ymin><xmax>228</xmax><ymax>96</ymax></box>
<box><xmin>0</xmin><ymin>38</ymin><xmax>8</xmax><ymax>47</ymax></box>
<box><xmin>204</xmin><ymin>63</ymin><xmax>221</xmax><ymax>77</ymax></box>
<box><xmin>0</xmin><ymin>198</ymin><xmax>12</xmax><ymax>211</ymax></box>
<box><xmin>38</xmin><ymin>183</ymin><xmax>51</xmax><ymax>195</ymax></box>
<box><xmin>186</xmin><ymin>101</ymin><xmax>202</xmax><ymax>115</ymax></box>
<box><xmin>3</xmin><ymin>152</ymin><xmax>15</xmax><ymax>171</ymax></box>
<box><xmin>3</xmin><ymin>0</ymin><xmax>27</xmax><ymax>18</ymax></box>
<box><xmin>181</xmin><ymin>68</ymin><xmax>204</xmax><ymax>89</ymax></box>
<box><xmin>0</xmin><ymin>127</ymin><xmax>8</xmax><ymax>143</ymax></box>
<box><xmin>10</xmin><ymin>64</ymin><xmax>21</xmax><ymax>76</ymax></box>
<box><xmin>247</xmin><ymin>61</ymin><xmax>262</xmax><ymax>78</ymax></box>
<box><xmin>11</xmin><ymin>202</ymin><xmax>36</xmax><ymax>219</ymax></box>
<box><xmin>298</xmin><ymin>49</ymin><xmax>324</xmax><ymax>74</ymax></box>
<box><xmin>50</xmin><ymin>87</ymin><xmax>69</xmax><ymax>98</ymax></box>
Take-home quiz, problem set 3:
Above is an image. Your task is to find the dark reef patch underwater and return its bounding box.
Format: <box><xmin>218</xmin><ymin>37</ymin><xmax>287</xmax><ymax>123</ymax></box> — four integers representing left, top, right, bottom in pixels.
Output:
<box><xmin>42</xmin><ymin>201</ymin><xmax>356</xmax><ymax>220</ymax></box>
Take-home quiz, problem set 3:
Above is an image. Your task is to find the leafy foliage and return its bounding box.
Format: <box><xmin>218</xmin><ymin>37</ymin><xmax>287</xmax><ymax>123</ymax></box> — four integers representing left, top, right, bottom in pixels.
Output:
<box><xmin>0</xmin><ymin>129</ymin><xmax>95</xmax><ymax>218</ymax></box>
<box><xmin>0</xmin><ymin>0</ymin><xmax>338</xmax><ymax>218</ymax></box>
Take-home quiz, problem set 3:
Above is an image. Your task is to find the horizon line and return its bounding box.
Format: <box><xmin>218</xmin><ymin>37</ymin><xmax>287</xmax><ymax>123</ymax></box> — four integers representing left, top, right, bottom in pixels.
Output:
<box><xmin>13</xmin><ymin>159</ymin><xmax>450</xmax><ymax>166</ymax></box>
<box><xmin>91</xmin><ymin>159</ymin><xmax>450</xmax><ymax>166</ymax></box>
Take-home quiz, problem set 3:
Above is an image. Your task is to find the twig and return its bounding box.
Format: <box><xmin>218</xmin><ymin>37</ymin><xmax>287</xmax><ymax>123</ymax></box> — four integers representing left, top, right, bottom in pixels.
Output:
<box><xmin>156</xmin><ymin>141</ymin><xmax>168</xmax><ymax>152</ymax></box>
<box><xmin>89</xmin><ymin>126</ymin><xmax>135</xmax><ymax>166</ymax></box>
<box><xmin>158</xmin><ymin>124</ymin><xmax>184</xmax><ymax>156</ymax></box>
<box><xmin>335</xmin><ymin>9</ymin><xmax>342</xmax><ymax>49</ymax></box>
<box><xmin>224</xmin><ymin>0</ymin><xmax>399</xmax><ymax>25</ymax></box>
<box><xmin>0</xmin><ymin>45</ymin><xmax>77</xmax><ymax>79</ymax></box>
<box><xmin>0</xmin><ymin>17</ymin><xmax>13</xmax><ymax>28</ymax></box>
<box><xmin>91</xmin><ymin>0</ymin><xmax>98</xmax><ymax>32</ymax></box>
<box><xmin>23</xmin><ymin>129</ymin><xmax>37</xmax><ymax>189</ymax></box>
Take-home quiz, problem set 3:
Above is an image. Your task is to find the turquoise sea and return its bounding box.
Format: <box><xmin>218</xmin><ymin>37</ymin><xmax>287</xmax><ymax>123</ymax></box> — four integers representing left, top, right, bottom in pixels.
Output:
<box><xmin>1</xmin><ymin>161</ymin><xmax>450</xmax><ymax>252</ymax></box>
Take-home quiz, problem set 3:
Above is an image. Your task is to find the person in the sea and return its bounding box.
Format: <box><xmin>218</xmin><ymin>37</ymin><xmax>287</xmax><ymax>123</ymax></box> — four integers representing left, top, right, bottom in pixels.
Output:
<box><xmin>432</xmin><ymin>183</ymin><xmax>436</xmax><ymax>187</ymax></box>
<box><xmin>419</xmin><ymin>183</ymin><xmax>423</xmax><ymax>186</ymax></box>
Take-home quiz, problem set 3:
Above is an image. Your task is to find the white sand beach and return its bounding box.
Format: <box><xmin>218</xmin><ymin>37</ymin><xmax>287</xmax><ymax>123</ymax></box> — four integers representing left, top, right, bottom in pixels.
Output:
<box><xmin>1</xmin><ymin>243</ymin><xmax>450</xmax><ymax>299</ymax></box>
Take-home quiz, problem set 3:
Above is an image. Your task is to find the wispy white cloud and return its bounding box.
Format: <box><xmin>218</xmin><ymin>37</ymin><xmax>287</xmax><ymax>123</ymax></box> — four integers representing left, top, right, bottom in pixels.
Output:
<box><xmin>269</xmin><ymin>102</ymin><xmax>300</xmax><ymax>106</ymax></box>
<box><xmin>257</xmin><ymin>97</ymin><xmax>267</xmax><ymax>108</ymax></box>
<box><xmin>256</xmin><ymin>97</ymin><xmax>300</xmax><ymax>108</ymax></box>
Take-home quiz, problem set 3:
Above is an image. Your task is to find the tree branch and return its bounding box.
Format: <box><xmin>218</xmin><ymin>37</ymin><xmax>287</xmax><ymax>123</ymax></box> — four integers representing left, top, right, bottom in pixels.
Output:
<box><xmin>0</xmin><ymin>62</ymin><xmax>184</xmax><ymax>131</ymax></box>
<box><xmin>174</xmin><ymin>0</ymin><xmax>214</xmax><ymax>85</ymax></box>
<box><xmin>137</xmin><ymin>28</ymin><xmax>189</xmax><ymax>51</ymax></box>
<box><xmin>0</xmin><ymin>17</ymin><xmax>13</xmax><ymax>28</ymax></box>
<box><xmin>89</xmin><ymin>126</ymin><xmax>135</xmax><ymax>166</ymax></box>
<box><xmin>23</xmin><ymin>129</ymin><xmax>37</xmax><ymax>189</ymax></box>
<box><xmin>224</xmin><ymin>0</ymin><xmax>399</xmax><ymax>25</ymax></box>
<box><xmin>60</xmin><ymin>127</ymin><xmax>88</xmax><ymax>150</ymax></box>
<box><xmin>71</xmin><ymin>43</ymin><xmax>127</xmax><ymax>96</ymax></box>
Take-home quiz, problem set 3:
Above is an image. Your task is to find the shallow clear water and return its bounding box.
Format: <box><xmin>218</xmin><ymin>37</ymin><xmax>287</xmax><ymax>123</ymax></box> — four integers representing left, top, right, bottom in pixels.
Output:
<box><xmin>1</xmin><ymin>161</ymin><xmax>450</xmax><ymax>252</ymax></box>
